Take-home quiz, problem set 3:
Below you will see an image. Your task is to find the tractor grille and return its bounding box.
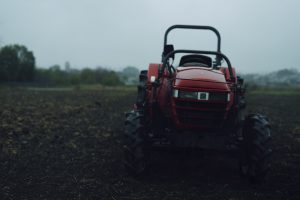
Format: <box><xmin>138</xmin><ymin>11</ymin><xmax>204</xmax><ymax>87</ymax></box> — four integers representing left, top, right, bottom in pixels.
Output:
<box><xmin>176</xmin><ymin>101</ymin><xmax>227</xmax><ymax>110</ymax></box>
<box><xmin>209</xmin><ymin>92</ymin><xmax>228</xmax><ymax>102</ymax></box>
<box><xmin>175</xmin><ymin>100</ymin><xmax>227</xmax><ymax>128</ymax></box>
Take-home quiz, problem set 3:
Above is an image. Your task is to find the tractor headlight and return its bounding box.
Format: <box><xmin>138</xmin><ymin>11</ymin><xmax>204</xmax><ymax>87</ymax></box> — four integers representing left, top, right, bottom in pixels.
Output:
<box><xmin>173</xmin><ymin>89</ymin><xmax>200</xmax><ymax>100</ymax></box>
<box><xmin>173</xmin><ymin>89</ymin><xmax>179</xmax><ymax>98</ymax></box>
<box><xmin>227</xmin><ymin>93</ymin><xmax>230</xmax><ymax>101</ymax></box>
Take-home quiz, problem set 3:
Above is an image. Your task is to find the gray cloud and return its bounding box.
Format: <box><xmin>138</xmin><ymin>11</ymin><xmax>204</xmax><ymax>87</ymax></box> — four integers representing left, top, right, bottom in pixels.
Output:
<box><xmin>0</xmin><ymin>0</ymin><xmax>299</xmax><ymax>73</ymax></box>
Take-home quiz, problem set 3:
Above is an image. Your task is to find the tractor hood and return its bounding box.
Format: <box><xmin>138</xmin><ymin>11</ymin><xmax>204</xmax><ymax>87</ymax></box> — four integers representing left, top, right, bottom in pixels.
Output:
<box><xmin>174</xmin><ymin>67</ymin><xmax>229</xmax><ymax>91</ymax></box>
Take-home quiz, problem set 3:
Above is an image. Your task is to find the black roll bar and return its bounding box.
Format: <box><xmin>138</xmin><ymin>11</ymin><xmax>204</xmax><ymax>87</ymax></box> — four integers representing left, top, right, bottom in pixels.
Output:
<box><xmin>164</xmin><ymin>25</ymin><xmax>221</xmax><ymax>52</ymax></box>
<box><xmin>163</xmin><ymin>25</ymin><xmax>222</xmax><ymax>66</ymax></box>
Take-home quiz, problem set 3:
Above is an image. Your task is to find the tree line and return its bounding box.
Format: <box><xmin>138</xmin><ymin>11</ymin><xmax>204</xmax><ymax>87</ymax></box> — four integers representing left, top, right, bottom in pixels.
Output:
<box><xmin>35</xmin><ymin>64</ymin><xmax>124</xmax><ymax>86</ymax></box>
<box><xmin>0</xmin><ymin>44</ymin><xmax>138</xmax><ymax>86</ymax></box>
<box><xmin>0</xmin><ymin>44</ymin><xmax>35</xmax><ymax>82</ymax></box>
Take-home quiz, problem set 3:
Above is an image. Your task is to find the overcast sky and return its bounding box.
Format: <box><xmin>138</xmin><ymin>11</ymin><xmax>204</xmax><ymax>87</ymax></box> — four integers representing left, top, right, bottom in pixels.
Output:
<box><xmin>0</xmin><ymin>0</ymin><xmax>299</xmax><ymax>73</ymax></box>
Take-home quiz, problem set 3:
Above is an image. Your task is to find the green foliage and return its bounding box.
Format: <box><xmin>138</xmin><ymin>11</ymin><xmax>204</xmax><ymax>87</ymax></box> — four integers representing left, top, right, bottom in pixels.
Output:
<box><xmin>242</xmin><ymin>68</ymin><xmax>300</xmax><ymax>88</ymax></box>
<box><xmin>81</xmin><ymin>68</ymin><xmax>96</xmax><ymax>84</ymax></box>
<box><xmin>249</xmin><ymin>87</ymin><xmax>300</xmax><ymax>96</ymax></box>
<box><xmin>34</xmin><ymin>66</ymin><xmax>123</xmax><ymax>87</ymax></box>
<box><xmin>122</xmin><ymin>66</ymin><xmax>139</xmax><ymax>77</ymax></box>
<box><xmin>0</xmin><ymin>44</ymin><xmax>35</xmax><ymax>82</ymax></box>
<box><xmin>119</xmin><ymin>66</ymin><xmax>139</xmax><ymax>85</ymax></box>
<box><xmin>102</xmin><ymin>71</ymin><xmax>122</xmax><ymax>86</ymax></box>
<box><xmin>0</xmin><ymin>44</ymin><xmax>131</xmax><ymax>86</ymax></box>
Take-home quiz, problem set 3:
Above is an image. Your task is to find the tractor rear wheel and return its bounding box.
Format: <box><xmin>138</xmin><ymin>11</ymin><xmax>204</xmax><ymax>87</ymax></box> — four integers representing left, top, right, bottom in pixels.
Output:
<box><xmin>239</xmin><ymin>114</ymin><xmax>272</xmax><ymax>184</ymax></box>
<box><xmin>123</xmin><ymin>110</ymin><xmax>148</xmax><ymax>176</ymax></box>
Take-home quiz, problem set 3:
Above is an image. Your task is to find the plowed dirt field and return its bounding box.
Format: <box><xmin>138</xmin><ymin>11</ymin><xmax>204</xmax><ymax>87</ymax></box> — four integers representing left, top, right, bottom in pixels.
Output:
<box><xmin>0</xmin><ymin>88</ymin><xmax>299</xmax><ymax>199</ymax></box>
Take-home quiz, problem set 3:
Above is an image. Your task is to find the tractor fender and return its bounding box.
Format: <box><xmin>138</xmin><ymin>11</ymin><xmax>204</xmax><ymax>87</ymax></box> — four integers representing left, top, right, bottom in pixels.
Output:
<box><xmin>147</xmin><ymin>63</ymin><xmax>161</xmax><ymax>84</ymax></box>
<box><xmin>146</xmin><ymin>63</ymin><xmax>172</xmax><ymax>117</ymax></box>
<box><xmin>220</xmin><ymin>67</ymin><xmax>237</xmax><ymax>83</ymax></box>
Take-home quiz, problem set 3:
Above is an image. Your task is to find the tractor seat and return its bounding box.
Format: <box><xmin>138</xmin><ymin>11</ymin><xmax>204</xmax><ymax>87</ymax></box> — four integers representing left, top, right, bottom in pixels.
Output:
<box><xmin>179</xmin><ymin>54</ymin><xmax>212</xmax><ymax>67</ymax></box>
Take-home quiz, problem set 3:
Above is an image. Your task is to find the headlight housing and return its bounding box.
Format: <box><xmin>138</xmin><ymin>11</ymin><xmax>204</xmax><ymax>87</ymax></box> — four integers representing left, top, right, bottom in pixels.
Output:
<box><xmin>173</xmin><ymin>89</ymin><xmax>230</xmax><ymax>102</ymax></box>
<box><xmin>179</xmin><ymin>90</ymin><xmax>198</xmax><ymax>99</ymax></box>
<box><xmin>173</xmin><ymin>89</ymin><xmax>208</xmax><ymax>100</ymax></box>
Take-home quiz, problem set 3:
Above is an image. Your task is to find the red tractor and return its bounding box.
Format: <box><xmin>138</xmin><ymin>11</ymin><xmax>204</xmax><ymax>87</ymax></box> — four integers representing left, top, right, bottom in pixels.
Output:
<box><xmin>124</xmin><ymin>25</ymin><xmax>272</xmax><ymax>183</ymax></box>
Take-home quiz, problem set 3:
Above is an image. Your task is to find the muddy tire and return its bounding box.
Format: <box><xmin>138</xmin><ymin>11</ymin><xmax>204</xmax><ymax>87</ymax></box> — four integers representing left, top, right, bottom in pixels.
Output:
<box><xmin>123</xmin><ymin>110</ymin><xmax>148</xmax><ymax>176</ymax></box>
<box><xmin>239</xmin><ymin>114</ymin><xmax>272</xmax><ymax>184</ymax></box>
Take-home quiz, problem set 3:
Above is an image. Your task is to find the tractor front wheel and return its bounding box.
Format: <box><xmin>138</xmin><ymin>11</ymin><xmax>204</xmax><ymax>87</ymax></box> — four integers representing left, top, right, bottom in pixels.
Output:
<box><xmin>239</xmin><ymin>114</ymin><xmax>272</xmax><ymax>184</ymax></box>
<box><xmin>123</xmin><ymin>110</ymin><xmax>148</xmax><ymax>176</ymax></box>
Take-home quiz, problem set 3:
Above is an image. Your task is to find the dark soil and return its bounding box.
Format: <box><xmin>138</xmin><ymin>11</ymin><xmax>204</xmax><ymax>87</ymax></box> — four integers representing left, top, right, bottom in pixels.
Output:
<box><xmin>0</xmin><ymin>88</ymin><xmax>300</xmax><ymax>199</ymax></box>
